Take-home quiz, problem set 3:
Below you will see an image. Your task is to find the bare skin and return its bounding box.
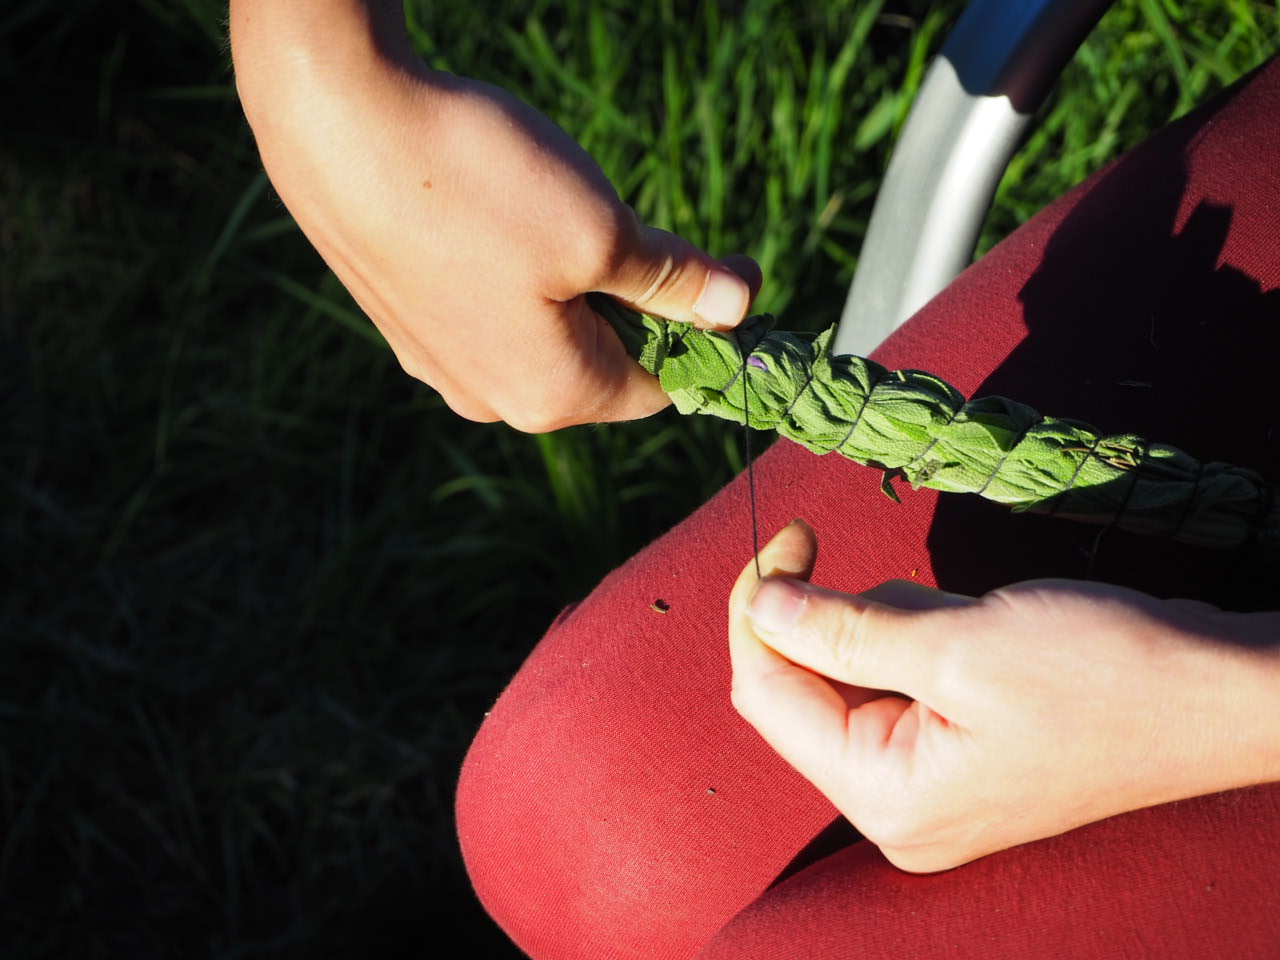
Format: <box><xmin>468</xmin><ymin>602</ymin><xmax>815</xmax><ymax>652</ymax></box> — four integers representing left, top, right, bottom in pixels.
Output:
<box><xmin>730</xmin><ymin>520</ymin><xmax>1280</xmax><ymax>873</ymax></box>
<box><xmin>229</xmin><ymin>0</ymin><xmax>760</xmax><ymax>431</ymax></box>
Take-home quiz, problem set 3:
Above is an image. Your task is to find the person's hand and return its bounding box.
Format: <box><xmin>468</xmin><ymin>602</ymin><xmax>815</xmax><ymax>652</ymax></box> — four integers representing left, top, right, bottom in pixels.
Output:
<box><xmin>230</xmin><ymin>0</ymin><xmax>758</xmax><ymax>430</ymax></box>
<box><xmin>728</xmin><ymin>520</ymin><xmax>1280</xmax><ymax>873</ymax></box>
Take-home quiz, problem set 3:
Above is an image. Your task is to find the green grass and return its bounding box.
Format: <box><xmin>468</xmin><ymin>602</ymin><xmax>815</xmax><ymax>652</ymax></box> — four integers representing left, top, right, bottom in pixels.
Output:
<box><xmin>2</xmin><ymin>1</ymin><xmax>1277</xmax><ymax>956</ymax></box>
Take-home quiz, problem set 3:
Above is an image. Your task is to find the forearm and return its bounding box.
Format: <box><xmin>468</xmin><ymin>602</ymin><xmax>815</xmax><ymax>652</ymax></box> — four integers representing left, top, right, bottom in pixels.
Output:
<box><xmin>229</xmin><ymin>0</ymin><xmax>423</xmax><ymax>122</ymax></box>
<box><xmin>228</xmin><ymin>0</ymin><xmax>461</xmax><ymax>225</ymax></box>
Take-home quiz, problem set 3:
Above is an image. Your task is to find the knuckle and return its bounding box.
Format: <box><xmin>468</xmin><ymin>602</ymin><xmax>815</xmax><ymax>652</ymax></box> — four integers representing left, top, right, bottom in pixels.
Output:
<box><xmin>394</xmin><ymin>352</ymin><xmax>432</xmax><ymax>385</ymax></box>
<box><xmin>429</xmin><ymin>378</ymin><xmax>501</xmax><ymax>425</ymax></box>
<box><xmin>500</xmin><ymin>401</ymin><xmax>575</xmax><ymax>434</ymax></box>
<box><xmin>591</xmin><ymin>213</ymin><xmax>691</xmax><ymax>308</ymax></box>
<box><xmin>857</xmin><ymin>799</ymin><xmax>936</xmax><ymax>855</ymax></box>
<box><xmin>880</xmin><ymin>844</ymin><xmax>964</xmax><ymax>875</ymax></box>
<box><xmin>497</xmin><ymin>368</ymin><xmax>612</xmax><ymax>432</ymax></box>
<box><xmin>502</xmin><ymin>411</ymin><xmax>560</xmax><ymax>434</ymax></box>
<box><xmin>854</xmin><ymin>786</ymin><xmax>977</xmax><ymax>873</ymax></box>
<box><xmin>728</xmin><ymin>678</ymin><xmax>781</xmax><ymax>741</ymax></box>
<box><xmin>628</xmin><ymin>249</ymin><xmax>680</xmax><ymax>306</ymax></box>
<box><xmin>440</xmin><ymin>392</ymin><xmax>500</xmax><ymax>425</ymax></box>
<box><xmin>826</xmin><ymin>602</ymin><xmax>877</xmax><ymax>674</ymax></box>
<box><xmin>728</xmin><ymin>680</ymin><xmax>759</xmax><ymax>721</ymax></box>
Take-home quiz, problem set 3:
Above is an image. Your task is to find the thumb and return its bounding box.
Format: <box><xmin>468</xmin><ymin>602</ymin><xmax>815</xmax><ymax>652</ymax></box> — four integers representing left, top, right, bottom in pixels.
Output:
<box><xmin>745</xmin><ymin>577</ymin><xmax>970</xmax><ymax>697</ymax></box>
<box><xmin>597</xmin><ymin>222</ymin><xmax>757</xmax><ymax>330</ymax></box>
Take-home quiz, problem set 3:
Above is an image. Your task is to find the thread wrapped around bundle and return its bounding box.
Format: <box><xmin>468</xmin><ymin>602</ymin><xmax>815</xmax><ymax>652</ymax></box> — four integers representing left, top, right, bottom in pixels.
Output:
<box><xmin>592</xmin><ymin>293</ymin><xmax>1280</xmax><ymax>550</ymax></box>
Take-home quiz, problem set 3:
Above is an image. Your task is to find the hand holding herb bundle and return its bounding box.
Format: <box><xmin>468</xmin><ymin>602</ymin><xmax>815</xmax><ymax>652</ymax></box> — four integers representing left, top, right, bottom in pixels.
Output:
<box><xmin>230</xmin><ymin>0</ymin><xmax>757</xmax><ymax>431</ymax></box>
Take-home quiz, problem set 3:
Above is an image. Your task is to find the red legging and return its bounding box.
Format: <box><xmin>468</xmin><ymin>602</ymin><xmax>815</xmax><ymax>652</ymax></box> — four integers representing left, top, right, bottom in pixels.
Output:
<box><xmin>457</xmin><ymin>59</ymin><xmax>1280</xmax><ymax>960</ymax></box>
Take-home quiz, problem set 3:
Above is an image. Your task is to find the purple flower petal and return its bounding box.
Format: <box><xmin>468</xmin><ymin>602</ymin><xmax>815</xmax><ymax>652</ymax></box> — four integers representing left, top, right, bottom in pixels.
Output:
<box><xmin>747</xmin><ymin>355</ymin><xmax>768</xmax><ymax>371</ymax></box>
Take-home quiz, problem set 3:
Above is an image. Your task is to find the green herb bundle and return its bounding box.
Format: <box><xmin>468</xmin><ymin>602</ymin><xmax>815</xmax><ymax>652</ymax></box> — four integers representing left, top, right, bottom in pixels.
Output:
<box><xmin>594</xmin><ymin>295</ymin><xmax>1279</xmax><ymax>550</ymax></box>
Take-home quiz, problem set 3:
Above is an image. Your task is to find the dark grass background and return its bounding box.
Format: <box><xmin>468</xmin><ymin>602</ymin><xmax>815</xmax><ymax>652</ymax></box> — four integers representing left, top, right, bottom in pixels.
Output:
<box><xmin>2</xmin><ymin>0</ymin><xmax>1277</xmax><ymax>956</ymax></box>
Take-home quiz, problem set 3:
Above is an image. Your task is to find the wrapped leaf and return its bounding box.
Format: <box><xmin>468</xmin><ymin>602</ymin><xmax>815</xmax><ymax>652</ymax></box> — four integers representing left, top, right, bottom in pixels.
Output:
<box><xmin>593</xmin><ymin>294</ymin><xmax>1279</xmax><ymax>550</ymax></box>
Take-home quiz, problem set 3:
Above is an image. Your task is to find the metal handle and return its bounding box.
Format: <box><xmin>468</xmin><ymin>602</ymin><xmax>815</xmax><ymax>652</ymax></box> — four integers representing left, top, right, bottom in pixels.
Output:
<box><xmin>833</xmin><ymin>0</ymin><xmax>1117</xmax><ymax>357</ymax></box>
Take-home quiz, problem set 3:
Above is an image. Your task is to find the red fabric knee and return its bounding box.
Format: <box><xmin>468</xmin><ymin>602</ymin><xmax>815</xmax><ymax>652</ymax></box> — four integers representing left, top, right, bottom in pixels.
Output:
<box><xmin>458</xmin><ymin>57</ymin><xmax>1280</xmax><ymax>960</ymax></box>
<box><xmin>696</xmin><ymin>785</ymin><xmax>1280</xmax><ymax>960</ymax></box>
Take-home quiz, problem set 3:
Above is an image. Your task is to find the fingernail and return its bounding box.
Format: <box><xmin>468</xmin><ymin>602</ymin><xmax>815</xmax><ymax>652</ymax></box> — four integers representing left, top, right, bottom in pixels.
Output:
<box><xmin>747</xmin><ymin>578</ymin><xmax>809</xmax><ymax>634</ymax></box>
<box><xmin>694</xmin><ymin>271</ymin><xmax>746</xmax><ymax>330</ymax></box>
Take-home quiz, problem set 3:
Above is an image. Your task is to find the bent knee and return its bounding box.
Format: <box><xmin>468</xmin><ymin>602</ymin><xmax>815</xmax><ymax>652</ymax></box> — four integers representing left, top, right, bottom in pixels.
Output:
<box><xmin>455</xmin><ymin>570</ymin><xmax>834</xmax><ymax>959</ymax></box>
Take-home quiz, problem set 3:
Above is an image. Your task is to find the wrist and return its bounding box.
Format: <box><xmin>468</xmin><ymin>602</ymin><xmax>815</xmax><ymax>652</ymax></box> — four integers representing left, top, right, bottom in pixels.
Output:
<box><xmin>1243</xmin><ymin>635</ymin><xmax>1280</xmax><ymax>784</ymax></box>
<box><xmin>1196</xmin><ymin>614</ymin><xmax>1280</xmax><ymax>792</ymax></box>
